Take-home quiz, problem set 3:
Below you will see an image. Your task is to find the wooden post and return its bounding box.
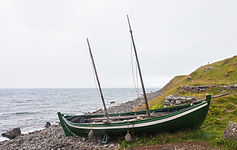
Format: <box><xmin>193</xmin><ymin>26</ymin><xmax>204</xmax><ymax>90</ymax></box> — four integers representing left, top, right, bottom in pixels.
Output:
<box><xmin>86</xmin><ymin>38</ymin><xmax>109</xmax><ymax>120</ymax></box>
<box><xmin>127</xmin><ymin>15</ymin><xmax>150</xmax><ymax>118</ymax></box>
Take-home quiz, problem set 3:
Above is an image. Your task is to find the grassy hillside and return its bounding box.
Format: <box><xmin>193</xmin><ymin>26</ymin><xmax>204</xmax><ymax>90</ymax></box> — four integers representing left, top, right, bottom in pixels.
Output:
<box><xmin>121</xmin><ymin>55</ymin><xmax>237</xmax><ymax>149</ymax></box>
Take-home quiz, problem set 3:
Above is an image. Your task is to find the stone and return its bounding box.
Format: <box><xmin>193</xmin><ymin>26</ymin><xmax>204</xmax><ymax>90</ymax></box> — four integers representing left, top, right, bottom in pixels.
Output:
<box><xmin>170</xmin><ymin>100</ymin><xmax>175</xmax><ymax>104</ymax></box>
<box><xmin>2</xmin><ymin>128</ymin><xmax>21</xmax><ymax>139</ymax></box>
<box><xmin>110</xmin><ymin>101</ymin><xmax>115</xmax><ymax>104</ymax></box>
<box><xmin>234</xmin><ymin>84</ymin><xmax>237</xmax><ymax>88</ymax></box>
<box><xmin>108</xmin><ymin>144</ymin><xmax>115</xmax><ymax>148</ymax></box>
<box><xmin>224</xmin><ymin>121</ymin><xmax>237</xmax><ymax>140</ymax></box>
<box><xmin>88</xmin><ymin>130</ymin><xmax>94</xmax><ymax>140</ymax></box>
<box><xmin>203</xmin><ymin>66</ymin><xmax>213</xmax><ymax>71</ymax></box>
<box><xmin>125</xmin><ymin>133</ymin><xmax>132</xmax><ymax>142</ymax></box>
<box><xmin>176</xmin><ymin>100</ymin><xmax>181</xmax><ymax>105</ymax></box>
<box><xmin>45</xmin><ymin>122</ymin><xmax>51</xmax><ymax>128</ymax></box>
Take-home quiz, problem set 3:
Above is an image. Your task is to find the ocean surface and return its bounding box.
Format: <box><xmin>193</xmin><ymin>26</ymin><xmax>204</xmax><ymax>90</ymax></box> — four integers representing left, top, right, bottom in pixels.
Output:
<box><xmin>0</xmin><ymin>88</ymin><xmax>157</xmax><ymax>141</ymax></box>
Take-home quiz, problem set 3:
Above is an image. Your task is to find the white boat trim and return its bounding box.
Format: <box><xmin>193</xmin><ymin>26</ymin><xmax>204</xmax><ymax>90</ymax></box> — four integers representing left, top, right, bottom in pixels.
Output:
<box><xmin>63</xmin><ymin>102</ymin><xmax>208</xmax><ymax>130</ymax></box>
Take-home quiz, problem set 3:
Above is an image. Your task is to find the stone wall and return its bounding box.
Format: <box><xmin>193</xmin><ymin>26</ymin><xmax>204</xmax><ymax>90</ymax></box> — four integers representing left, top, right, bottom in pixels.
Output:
<box><xmin>180</xmin><ymin>84</ymin><xmax>237</xmax><ymax>92</ymax></box>
<box><xmin>164</xmin><ymin>95</ymin><xmax>197</xmax><ymax>106</ymax></box>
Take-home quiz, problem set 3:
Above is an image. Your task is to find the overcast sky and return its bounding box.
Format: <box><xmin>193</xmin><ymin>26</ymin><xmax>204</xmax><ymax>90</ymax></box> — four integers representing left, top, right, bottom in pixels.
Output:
<box><xmin>0</xmin><ymin>0</ymin><xmax>236</xmax><ymax>88</ymax></box>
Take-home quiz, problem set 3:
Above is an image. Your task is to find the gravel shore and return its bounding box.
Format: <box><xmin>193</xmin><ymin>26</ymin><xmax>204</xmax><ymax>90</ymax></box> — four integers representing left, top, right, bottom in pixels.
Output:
<box><xmin>0</xmin><ymin>90</ymin><xmax>162</xmax><ymax>150</ymax></box>
<box><xmin>0</xmin><ymin>125</ymin><xmax>120</xmax><ymax>150</ymax></box>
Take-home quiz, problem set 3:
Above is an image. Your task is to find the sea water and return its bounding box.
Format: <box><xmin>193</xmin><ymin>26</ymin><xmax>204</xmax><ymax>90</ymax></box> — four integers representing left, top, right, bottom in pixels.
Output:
<box><xmin>0</xmin><ymin>88</ymin><xmax>157</xmax><ymax>141</ymax></box>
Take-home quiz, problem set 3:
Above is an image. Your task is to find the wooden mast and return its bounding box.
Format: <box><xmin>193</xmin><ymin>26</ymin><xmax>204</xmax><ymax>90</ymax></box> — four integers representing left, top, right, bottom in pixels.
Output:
<box><xmin>86</xmin><ymin>38</ymin><xmax>109</xmax><ymax>120</ymax></box>
<box><xmin>127</xmin><ymin>15</ymin><xmax>151</xmax><ymax>118</ymax></box>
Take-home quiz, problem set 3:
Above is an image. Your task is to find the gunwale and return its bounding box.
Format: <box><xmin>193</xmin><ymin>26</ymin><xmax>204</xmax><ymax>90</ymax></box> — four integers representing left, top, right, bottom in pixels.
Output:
<box><xmin>59</xmin><ymin>96</ymin><xmax>210</xmax><ymax>128</ymax></box>
<box><xmin>58</xmin><ymin>95</ymin><xmax>211</xmax><ymax>137</ymax></box>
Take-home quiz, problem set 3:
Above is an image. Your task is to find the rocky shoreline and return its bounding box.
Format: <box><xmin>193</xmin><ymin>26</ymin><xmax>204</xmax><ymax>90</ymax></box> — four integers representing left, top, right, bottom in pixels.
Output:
<box><xmin>0</xmin><ymin>90</ymin><xmax>162</xmax><ymax>150</ymax></box>
<box><xmin>0</xmin><ymin>125</ymin><xmax>120</xmax><ymax>150</ymax></box>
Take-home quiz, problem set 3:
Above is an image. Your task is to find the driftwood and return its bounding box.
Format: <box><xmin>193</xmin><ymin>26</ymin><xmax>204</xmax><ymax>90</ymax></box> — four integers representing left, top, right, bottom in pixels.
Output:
<box><xmin>193</xmin><ymin>93</ymin><xmax>228</xmax><ymax>104</ymax></box>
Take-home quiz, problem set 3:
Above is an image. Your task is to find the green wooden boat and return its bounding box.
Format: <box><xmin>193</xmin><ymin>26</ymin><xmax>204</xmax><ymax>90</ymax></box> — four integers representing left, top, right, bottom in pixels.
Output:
<box><xmin>57</xmin><ymin>95</ymin><xmax>211</xmax><ymax>137</ymax></box>
<box><xmin>58</xmin><ymin>16</ymin><xmax>212</xmax><ymax>139</ymax></box>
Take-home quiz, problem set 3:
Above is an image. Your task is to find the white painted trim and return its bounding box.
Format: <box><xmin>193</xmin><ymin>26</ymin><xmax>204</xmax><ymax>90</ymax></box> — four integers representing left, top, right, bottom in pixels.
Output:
<box><xmin>63</xmin><ymin>102</ymin><xmax>208</xmax><ymax>130</ymax></box>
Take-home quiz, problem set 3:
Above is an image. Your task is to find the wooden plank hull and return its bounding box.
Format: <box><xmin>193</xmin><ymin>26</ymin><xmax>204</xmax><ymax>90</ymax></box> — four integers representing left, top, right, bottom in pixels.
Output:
<box><xmin>58</xmin><ymin>95</ymin><xmax>211</xmax><ymax>137</ymax></box>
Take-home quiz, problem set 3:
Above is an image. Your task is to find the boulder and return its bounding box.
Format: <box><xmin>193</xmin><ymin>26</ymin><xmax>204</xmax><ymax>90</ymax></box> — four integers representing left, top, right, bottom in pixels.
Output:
<box><xmin>2</xmin><ymin>128</ymin><xmax>21</xmax><ymax>139</ymax></box>
<box><xmin>224</xmin><ymin>121</ymin><xmax>237</xmax><ymax>140</ymax></box>
<box><xmin>45</xmin><ymin>122</ymin><xmax>51</xmax><ymax>128</ymax></box>
<box><xmin>110</xmin><ymin>101</ymin><xmax>115</xmax><ymax>104</ymax></box>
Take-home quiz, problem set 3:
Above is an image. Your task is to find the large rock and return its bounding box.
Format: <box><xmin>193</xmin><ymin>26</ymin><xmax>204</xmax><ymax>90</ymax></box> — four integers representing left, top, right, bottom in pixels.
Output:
<box><xmin>44</xmin><ymin>122</ymin><xmax>51</xmax><ymax>128</ymax></box>
<box><xmin>2</xmin><ymin>128</ymin><xmax>21</xmax><ymax>139</ymax></box>
<box><xmin>224</xmin><ymin>121</ymin><xmax>237</xmax><ymax>140</ymax></box>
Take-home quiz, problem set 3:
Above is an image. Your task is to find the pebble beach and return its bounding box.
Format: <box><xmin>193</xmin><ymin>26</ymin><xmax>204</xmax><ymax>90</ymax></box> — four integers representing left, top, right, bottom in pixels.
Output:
<box><xmin>0</xmin><ymin>91</ymin><xmax>162</xmax><ymax>150</ymax></box>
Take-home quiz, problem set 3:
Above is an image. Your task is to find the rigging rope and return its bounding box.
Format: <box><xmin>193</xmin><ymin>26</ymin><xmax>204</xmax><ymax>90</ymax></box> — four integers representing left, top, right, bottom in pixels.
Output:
<box><xmin>130</xmin><ymin>41</ymin><xmax>140</xmax><ymax>99</ymax></box>
<box><xmin>90</xmin><ymin>58</ymin><xmax>103</xmax><ymax>105</ymax></box>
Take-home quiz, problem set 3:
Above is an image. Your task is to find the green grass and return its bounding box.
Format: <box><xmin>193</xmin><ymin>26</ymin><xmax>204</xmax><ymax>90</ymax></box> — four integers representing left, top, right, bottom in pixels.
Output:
<box><xmin>126</xmin><ymin>55</ymin><xmax>237</xmax><ymax>149</ymax></box>
<box><xmin>119</xmin><ymin>129</ymin><xmax>237</xmax><ymax>149</ymax></box>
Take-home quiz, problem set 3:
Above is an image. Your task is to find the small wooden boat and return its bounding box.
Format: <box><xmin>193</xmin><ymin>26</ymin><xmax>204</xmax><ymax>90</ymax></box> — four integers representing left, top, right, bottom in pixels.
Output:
<box><xmin>58</xmin><ymin>95</ymin><xmax>211</xmax><ymax>137</ymax></box>
<box><xmin>58</xmin><ymin>16</ymin><xmax>212</xmax><ymax>139</ymax></box>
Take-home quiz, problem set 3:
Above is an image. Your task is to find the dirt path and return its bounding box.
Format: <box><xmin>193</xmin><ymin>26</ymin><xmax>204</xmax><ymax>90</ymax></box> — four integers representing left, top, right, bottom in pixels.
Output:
<box><xmin>128</xmin><ymin>141</ymin><xmax>220</xmax><ymax>150</ymax></box>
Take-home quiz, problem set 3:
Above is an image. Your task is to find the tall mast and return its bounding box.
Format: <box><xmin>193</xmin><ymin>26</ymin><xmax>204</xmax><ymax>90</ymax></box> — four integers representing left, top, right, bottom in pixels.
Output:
<box><xmin>127</xmin><ymin>15</ymin><xmax>151</xmax><ymax>118</ymax></box>
<box><xmin>86</xmin><ymin>38</ymin><xmax>109</xmax><ymax>120</ymax></box>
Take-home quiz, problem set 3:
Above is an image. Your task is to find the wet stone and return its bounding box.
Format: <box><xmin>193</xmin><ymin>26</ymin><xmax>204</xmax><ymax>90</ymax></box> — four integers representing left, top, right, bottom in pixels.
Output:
<box><xmin>2</xmin><ymin>128</ymin><xmax>21</xmax><ymax>139</ymax></box>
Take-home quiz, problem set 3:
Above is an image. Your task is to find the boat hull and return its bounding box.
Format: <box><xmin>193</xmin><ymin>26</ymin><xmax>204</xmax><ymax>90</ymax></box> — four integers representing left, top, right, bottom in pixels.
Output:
<box><xmin>58</xmin><ymin>95</ymin><xmax>211</xmax><ymax>137</ymax></box>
